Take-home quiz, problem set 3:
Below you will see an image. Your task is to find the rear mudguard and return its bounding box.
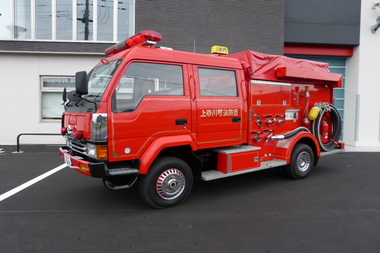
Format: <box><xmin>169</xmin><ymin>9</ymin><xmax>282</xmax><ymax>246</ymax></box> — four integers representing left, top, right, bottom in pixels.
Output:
<box><xmin>274</xmin><ymin>132</ymin><xmax>321</xmax><ymax>165</ymax></box>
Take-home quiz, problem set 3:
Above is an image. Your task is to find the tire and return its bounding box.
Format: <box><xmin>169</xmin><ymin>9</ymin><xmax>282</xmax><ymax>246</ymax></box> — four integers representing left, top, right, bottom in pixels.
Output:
<box><xmin>139</xmin><ymin>157</ymin><xmax>193</xmax><ymax>208</ymax></box>
<box><xmin>285</xmin><ymin>144</ymin><xmax>314</xmax><ymax>180</ymax></box>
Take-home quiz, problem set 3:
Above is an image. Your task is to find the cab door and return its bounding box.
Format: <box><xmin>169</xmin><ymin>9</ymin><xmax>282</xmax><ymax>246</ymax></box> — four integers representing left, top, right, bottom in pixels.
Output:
<box><xmin>109</xmin><ymin>61</ymin><xmax>192</xmax><ymax>161</ymax></box>
<box><xmin>193</xmin><ymin>66</ymin><xmax>245</xmax><ymax>149</ymax></box>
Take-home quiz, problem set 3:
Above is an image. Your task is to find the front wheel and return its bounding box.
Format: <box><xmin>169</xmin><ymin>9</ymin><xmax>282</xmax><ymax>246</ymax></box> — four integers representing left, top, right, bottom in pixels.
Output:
<box><xmin>285</xmin><ymin>144</ymin><xmax>314</xmax><ymax>179</ymax></box>
<box><xmin>139</xmin><ymin>157</ymin><xmax>193</xmax><ymax>208</ymax></box>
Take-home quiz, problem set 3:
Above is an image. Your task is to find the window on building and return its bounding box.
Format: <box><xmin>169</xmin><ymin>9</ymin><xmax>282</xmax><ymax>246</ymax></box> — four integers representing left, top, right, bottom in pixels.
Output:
<box><xmin>198</xmin><ymin>68</ymin><xmax>238</xmax><ymax>97</ymax></box>
<box><xmin>41</xmin><ymin>77</ymin><xmax>75</xmax><ymax>119</ymax></box>
<box><xmin>15</xmin><ymin>0</ymin><xmax>31</xmax><ymax>39</ymax></box>
<box><xmin>113</xmin><ymin>62</ymin><xmax>184</xmax><ymax>112</ymax></box>
<box><xmin>0</xmin><ymin>0</ymin><xmax>135</xmax><ymax>41</ymax></box>
<box><xmin>36</xmin><ymin>0</ymin><xmax>52</xmax><ymax>39</ymax></box>
<box><xmin>56</xmin><ymin>0</ymin><xmax>72</xmax><ymax>40</ymax></box>
<box><xmin>0</xmin><ymin>2</ymin><xmax>11</xmax><ymax>38</ymax></box>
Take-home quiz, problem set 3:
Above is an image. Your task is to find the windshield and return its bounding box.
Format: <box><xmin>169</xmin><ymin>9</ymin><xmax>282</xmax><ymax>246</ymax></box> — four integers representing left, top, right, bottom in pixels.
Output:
<box><xmin>84</xmin><ymin>59</ymin><xmax>122</xmax><ymax>101</ymax></box>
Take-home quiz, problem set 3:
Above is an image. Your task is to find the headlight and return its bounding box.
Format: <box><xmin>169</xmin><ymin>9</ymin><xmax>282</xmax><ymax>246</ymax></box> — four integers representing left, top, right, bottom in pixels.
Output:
<box><xmin>87</xmin><ymin>143</ymin><xmax>108</xmax><ymax>159</ymax></box>
<box><xmin>87</xmin><ymin>143</ymin><xmax>97</xmax><ymax>158</ymax></box>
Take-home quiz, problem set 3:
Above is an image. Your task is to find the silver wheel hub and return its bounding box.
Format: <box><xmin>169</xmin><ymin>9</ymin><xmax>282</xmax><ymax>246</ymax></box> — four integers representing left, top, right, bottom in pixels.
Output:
<box><xmin>297</xmin><ymin>151</ymin><xmax>311</xmax><ymax>172</ymax></box>
<box><xmin>156</xmin><ymin>168</ymin><xmax>185</xmax><ymax>200</ymax></box>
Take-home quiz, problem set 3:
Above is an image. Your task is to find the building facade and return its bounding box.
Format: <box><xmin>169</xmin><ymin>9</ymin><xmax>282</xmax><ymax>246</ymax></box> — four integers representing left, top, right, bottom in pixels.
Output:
<box><xmin>285</xmin><ymin>0</ymin><xmax>380</xmax><ymax>148</ymax></box>
<box><xmin>0</xmin><ymin>0</ymin><xmax>379</xmax><ymax>148</ymax></box>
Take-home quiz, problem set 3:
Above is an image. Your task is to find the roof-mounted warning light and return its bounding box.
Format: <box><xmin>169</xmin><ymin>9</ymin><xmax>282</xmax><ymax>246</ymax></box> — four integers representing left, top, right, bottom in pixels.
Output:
<box><xmin>105</xmin><ymin>30</ymin><xmax>162</xmax><ymax>56</ymax></box>
<box><xmin>211</xmin><ymin>45</ymin><xmax>229</xmax><ymax>55</ymax></box>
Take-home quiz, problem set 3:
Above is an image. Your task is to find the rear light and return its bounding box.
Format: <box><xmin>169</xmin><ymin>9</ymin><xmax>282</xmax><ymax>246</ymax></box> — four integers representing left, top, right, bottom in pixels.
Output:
<box><xmin>105</xmin><ymin>30</ymin><xmax>162</xmax><ymax>56</ymax></box>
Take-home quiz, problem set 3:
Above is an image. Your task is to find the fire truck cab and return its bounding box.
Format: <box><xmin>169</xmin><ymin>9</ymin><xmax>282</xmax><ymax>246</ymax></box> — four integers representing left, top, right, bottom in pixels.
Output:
<box><xmin>60</xmin><ymin>31</ymin><xmax>344</xmax><ymax>208</ymax></box>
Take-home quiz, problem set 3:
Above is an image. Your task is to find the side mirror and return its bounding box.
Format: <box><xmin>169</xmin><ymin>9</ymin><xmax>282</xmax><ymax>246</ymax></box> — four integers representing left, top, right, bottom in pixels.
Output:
<box><xmin>62</xmin><ymin>87</ymin><xmax>67</xmax><ymax>103</ymax></box>
<box><xmin>75</xmin><ymin>71</ymin><xmax>88</xmax><ymax>96</ymax></box>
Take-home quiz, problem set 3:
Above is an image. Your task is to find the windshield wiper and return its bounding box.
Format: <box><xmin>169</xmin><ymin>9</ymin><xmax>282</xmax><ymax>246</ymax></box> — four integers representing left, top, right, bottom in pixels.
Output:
<box><xmin>78</xmin><ymin>96</ymin><xmax>98</xmax><ymax>110</ymax></box>
<box><xmin>65</xmin><ymin>90</ymin><xmax>98</xmax><ymax>110</ymax></box>
<box><xmin>86</xmin><ymin>94</ymin><xmax>102</xmax><ymax>99</ymax></box>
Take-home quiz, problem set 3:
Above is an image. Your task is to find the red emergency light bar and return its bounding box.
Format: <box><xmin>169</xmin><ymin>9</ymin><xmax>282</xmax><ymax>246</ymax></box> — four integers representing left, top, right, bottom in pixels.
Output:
<box><xmin>105</xmin><ymin>30</ymin><xmax>162</xmax><ymax>56</ymax></box>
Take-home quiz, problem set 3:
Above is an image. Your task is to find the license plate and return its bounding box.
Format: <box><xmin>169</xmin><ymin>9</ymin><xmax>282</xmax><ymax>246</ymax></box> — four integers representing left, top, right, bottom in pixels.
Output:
<box><xmin>64</xmin><ymin>153</ymin><xmax>72</xmax><ymax>167</ymax></box>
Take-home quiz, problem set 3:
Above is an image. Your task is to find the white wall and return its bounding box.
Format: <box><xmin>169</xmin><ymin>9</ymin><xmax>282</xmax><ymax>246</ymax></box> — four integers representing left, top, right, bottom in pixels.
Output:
<box><xmin>0</xmin><ymin>53</ymin><xmax>101</xmax><ymax>145</ymax></box>
<box><xmin>345</xmin><ymin>0</ymin><xmax>380</xmax><ymax>147</ymax></box>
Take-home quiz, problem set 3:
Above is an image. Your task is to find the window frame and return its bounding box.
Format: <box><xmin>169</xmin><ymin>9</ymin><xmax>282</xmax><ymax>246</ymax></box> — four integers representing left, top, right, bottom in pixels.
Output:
<box><xmin>112</xmin><ymin>61</ymin><xmax>185</xmax><ymax>113</ymax></box>
<box><xmin>40</xmin><ymin>75</ymin><xmax>75</xmax><ymax>120</ymax></box>
<box><xmin>197</xmin><ymin>67</ymin><xmax>239</xmax><ymax>97</ymax></box>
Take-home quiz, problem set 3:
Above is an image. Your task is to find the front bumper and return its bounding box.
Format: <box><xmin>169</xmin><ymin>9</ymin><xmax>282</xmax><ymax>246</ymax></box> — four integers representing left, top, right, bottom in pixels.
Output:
<box><xmin>60</xmin><ymin>147</ymin><xmax>140</xmax><ymax>178</ymax></box>
<box><xmin>60</xmin><ymin>147</ymin><xmax>108</xmax><ymax>178</ymax></box>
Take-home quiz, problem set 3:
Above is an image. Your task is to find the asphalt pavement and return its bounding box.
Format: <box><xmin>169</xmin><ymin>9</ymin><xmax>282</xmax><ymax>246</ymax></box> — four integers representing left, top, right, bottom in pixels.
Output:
<box><xmin>0</xmin><ymin>145</ymin><xmax>379</xmax><ymax>253</ymax></box>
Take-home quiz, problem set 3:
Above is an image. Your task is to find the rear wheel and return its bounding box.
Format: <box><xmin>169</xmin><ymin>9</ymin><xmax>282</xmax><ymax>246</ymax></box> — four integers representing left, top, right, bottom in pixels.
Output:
<box><xmin>285</xmin><ymin>144</ymin><xmax>314</xmax><ymax>179</ymax></box>
<box><xmin>139</xmin><ymin>157</ymin><xmax>193</xmax><ymax>208</ymax></box>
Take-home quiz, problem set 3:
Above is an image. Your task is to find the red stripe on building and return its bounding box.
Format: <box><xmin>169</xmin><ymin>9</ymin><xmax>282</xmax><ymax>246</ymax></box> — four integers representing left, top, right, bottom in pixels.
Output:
<box><xmin>284</xmin><ymin>45</ymin><xmax>354</xmax><ymax>56</ymax></box>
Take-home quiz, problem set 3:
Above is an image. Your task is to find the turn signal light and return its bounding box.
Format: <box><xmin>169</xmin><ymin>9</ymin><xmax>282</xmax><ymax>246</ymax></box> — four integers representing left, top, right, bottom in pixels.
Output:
<box><xmin>96</xmin><ymin>145</ymin><xmax>108</xmax><ymax>159</ymax></box>
<box><xmin>105</xmin><ymin>30</ymin><xmax>162</xmax><ymax>56</ymax></box>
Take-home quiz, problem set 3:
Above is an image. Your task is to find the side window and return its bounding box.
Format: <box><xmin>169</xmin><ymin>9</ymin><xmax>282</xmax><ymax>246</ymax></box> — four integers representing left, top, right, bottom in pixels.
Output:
<box><xmin>198</xmin><ymin>68</ymin><xmax>238</xmax><ymax>97</ymax></box>
<box><xmin>113</xmin><ymin>62</ymin><xmax>184</xmax><ymax>112</ymax></box>
<box><xmin>41</xmin><ymin>76</ymin><xmax>75</xmax><ymax>120</ymax></box>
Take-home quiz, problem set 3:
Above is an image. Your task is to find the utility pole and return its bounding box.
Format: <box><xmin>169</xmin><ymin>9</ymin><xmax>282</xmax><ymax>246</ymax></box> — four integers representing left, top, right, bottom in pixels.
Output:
<box><xmin>77</xmin><ymin>0</ymin><xmax>93</xmax><ymax>40</ymax></box>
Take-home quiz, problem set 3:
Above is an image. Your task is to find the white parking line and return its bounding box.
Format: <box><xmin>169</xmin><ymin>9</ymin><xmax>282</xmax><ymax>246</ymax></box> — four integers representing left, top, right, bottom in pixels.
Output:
<box><xmin>0</xmin><ymin>164</ymin><xmax>67</xmax><ymax>202</ymax></box>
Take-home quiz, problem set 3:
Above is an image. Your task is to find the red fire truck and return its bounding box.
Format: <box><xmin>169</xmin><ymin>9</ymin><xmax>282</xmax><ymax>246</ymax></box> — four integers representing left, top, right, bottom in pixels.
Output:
<box><xmin>60</xmin><ymin>30</ymin><xmax>344</xmax><ymax>208</ymax></box>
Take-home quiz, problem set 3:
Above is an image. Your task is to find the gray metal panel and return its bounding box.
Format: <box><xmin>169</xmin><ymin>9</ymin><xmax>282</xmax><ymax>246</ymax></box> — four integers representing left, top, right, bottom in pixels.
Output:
<box><xmin>285</xmin><ymin>0</ymin><xmax>361</xmax><ymax>46</ymax></box>
<box><xmin>0</xmin><ymin>40</ymin><xmax>112</xmax><ymax>54</ymax></box>
<box><xmin>201</xmin><ymin>159</ymin><xmax>287</xmax><ymax>181</ymax></box>
<box><xmin>213</xmin><ymin>145</ymin><xmax>261</xmax><ymax>155</ymax></box>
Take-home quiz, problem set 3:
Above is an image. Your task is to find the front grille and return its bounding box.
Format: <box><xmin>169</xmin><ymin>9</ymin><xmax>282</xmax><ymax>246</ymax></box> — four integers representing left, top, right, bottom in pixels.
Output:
<box><xmin>69</xmin><ymin>139</ymin><xmax>87</xmax><ymax>155</ymax></box>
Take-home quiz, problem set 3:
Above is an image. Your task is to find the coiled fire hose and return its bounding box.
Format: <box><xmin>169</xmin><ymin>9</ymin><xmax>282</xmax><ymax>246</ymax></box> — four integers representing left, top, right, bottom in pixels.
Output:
<box><xmin>270</xmin><ymin>127</ymin><xmax>310</xmax><ymax>140</ymax></box>
<box><xmin>309</xmin><ymin>103</ymin><xmax>342</xmax><ymax>151</ymax></box>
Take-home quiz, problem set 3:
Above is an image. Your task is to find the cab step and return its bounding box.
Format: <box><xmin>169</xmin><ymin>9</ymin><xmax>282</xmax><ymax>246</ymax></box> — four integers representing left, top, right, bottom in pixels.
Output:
<box><xmin>201</xmin><ymin>159</ymin><xmax>287</xmax><ymax>181</ymax></box>
<box><xmin>103</xmin><ymin>175</ymin><xmax>138</xmax><ymax>190</ymax></box>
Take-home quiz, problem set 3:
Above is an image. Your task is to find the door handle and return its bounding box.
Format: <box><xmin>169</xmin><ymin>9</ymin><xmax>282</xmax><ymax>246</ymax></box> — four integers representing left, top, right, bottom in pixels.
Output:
<box><xmin>232</xmin><ymin>117</ymin><xmax>241</xmax><ymax>123</ymax></box>
<box><xmin>176</xmin><ymin>119</ymin><xmax>188</xmax><ymax>126</ymax></box>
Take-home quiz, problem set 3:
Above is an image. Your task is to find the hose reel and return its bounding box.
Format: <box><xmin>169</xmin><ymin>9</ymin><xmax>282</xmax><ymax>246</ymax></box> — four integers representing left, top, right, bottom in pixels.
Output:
<box><xmin>309</xmin><ymin>103</ymin><xmax>342</xmax><ymax>151</ymax></box>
